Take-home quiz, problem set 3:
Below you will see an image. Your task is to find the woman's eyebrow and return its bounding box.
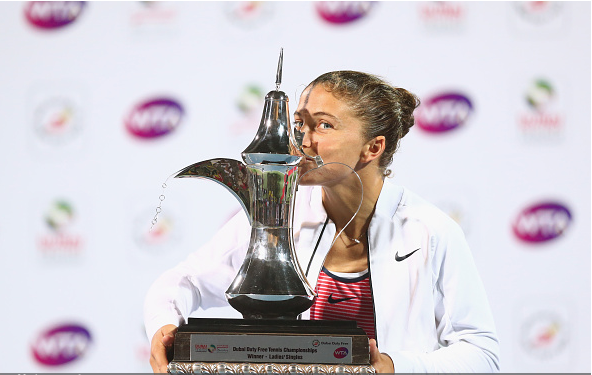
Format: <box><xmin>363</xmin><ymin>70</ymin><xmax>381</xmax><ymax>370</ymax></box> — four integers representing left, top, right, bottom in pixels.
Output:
<box><xmin>293</xmin><ymin>110</ymin><xmax>338</xmax><ymax>121</ymax></box>
<box><xmin>311</xmin><ymin>111</ymin><xmax>338</xmax><ymax>119</ymax></box>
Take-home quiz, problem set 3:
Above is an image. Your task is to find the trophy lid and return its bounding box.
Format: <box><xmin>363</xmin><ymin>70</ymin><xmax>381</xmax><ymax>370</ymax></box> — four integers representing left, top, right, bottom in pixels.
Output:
<box><xmin>242</xmin><ymin>49</ymin><xmax>301</xmax><ymax>165</ymax></box>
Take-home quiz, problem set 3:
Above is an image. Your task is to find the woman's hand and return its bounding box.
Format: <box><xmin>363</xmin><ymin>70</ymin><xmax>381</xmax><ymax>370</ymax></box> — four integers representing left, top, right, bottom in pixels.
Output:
<box><xmin>369</xmin><ymin>338</ymin><xmax>395</xmax><ymax>373</ymax></box>
<box><xmin>150</xmin><ymin>324</ymin><xmax>178</xmax><ymax>373</ymax></box>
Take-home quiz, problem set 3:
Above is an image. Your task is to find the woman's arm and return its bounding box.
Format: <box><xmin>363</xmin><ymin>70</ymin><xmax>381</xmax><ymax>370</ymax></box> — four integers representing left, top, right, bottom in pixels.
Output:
<box><xmin>389</xmin><ymin>221</ymin><xmax>501</xmax><ymax>372</ymax></box>
<box><xmin>143</xmin><ymin>211</ymin><xmax>251</xmax><ymax>370</ymax></box>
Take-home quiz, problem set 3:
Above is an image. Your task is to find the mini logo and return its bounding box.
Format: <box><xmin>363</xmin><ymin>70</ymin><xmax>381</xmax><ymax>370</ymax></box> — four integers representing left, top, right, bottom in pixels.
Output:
<box><xmin>33</xmin><ymin>96</ymin><xmax>81</xmax><ymax>146</ymax></box>
<box><xmin>37</xmin><ymin>199</ymin><xmax>84</xmax><ymax>257</ymax></box>
<box><xmin>125</xmin><ymin>98</ymin><xmax>184</xmax><ymax>139</ymax></box>
<box><xmin>25</xmin><ymin>1</ymin><xmax>85</xmax><ymax>29</ymax></box>
<box><xmin>133</xmin><ymin>207</ymin><xmax>179</xmax><ymax>255</ymax></box>
<box><xmin>195</xmin><ymin>344</ymin><xmax>208</xmax><ymax>352</ymax></box>
<box><xmin>237</xmin><ymin>84</ymin><xmax>264</xmax><ymax>114</ymax></box>
<box><xmin>415</xmin><ymin>93</ymin><xmax>473</xmax><ymax>133</ymax></box>
<box><xmin>395</xmin><ymin>248</ymin><xmax>420</xmax><ymax>262</ymax></box>
<box><xmin>517</xmin><ymin>78</ymin><xmax>564</xmax><ymax>142</ymax></box>
<box><xmin>208</xmin><ymin>344</ymin><xmax>216</xmax><ymax>353</ymax></box>
<box><xmin>418</xmin><ymin>2</ymin><xmax>465</xmax><ymax>30</ymax></box>
<box><xmin>316</xmin><ymin>1</ymin><xmax>374</xmax><ymax>24</ymax></box>
<box><xmin>521</xmin><ymin>310</ymin><xmax>568</xmax><ymax>359</ymax></box>
<box><xmin>327</xmin><ymin>294</ymin><xmax>356</xmax><ymax>304</ymax></box>
<box><xmin>230</xmin><ymin>84</ymin><xmax>265</xmax><ymax>136</ymax></box>
<box><xmin>513</xmin><ymin>202</ymin><xmax>571</xmax><ymax>243</ymax></box>
<box><xmin>526</xmin><ymin>79</ymin><xmax>554</xmax><ymax>110</ymax></box>
<box><xmin>514</xmin><ymin>1</ymin><xmax>563</xmax><ymax>25</ymax></box>
<box><xmin>312</xmin><ymin>340</ymin><xmax>320</xmax><ymax>347</ymax></box>
<box><xmin>32</xmin><ymin>323</ymin><xmax>92</xmax><ymax>366</ymax></box>
<box><xmin>225</xmin><ymin>1</ymin><xmax>273</xmax><ymax>28</ymax></box>
<box><xmin>333</xmin><ymin>347</ymin><xmax>349</xmax><ymax>359</ymax></box>
<box><xmin>129</xmin><ymin>1</ymin><xmax>178</xmax><ymax>28</ymax></box>
<box><xmin>45</xmin><ymin>200</ymin><xmax>74</xmax><ymax>232</ymax></box>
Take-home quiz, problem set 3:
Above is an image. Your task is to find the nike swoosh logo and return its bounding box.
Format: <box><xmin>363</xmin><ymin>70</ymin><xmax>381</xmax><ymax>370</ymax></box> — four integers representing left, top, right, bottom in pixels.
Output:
<box><xmin>395</xmin><ymin>248</ymin><xmax>421</xmax><ymax>262</ymax></box>
<box><xmin>328</xmin><ymin>294</ymin><xmax>356</xmax><ymax>304</ymax></box>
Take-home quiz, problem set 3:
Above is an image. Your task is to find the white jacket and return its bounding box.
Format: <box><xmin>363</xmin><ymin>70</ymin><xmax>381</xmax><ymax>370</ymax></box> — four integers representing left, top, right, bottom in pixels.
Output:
<box><xmin>144</xmin><ymin>181</ymin><xmax>500</xmax><ymax>372</ymax></box>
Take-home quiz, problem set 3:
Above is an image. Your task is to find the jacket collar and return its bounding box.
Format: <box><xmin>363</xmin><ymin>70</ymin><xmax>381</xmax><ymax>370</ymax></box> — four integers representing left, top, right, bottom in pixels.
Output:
<box><xmin>374</xmin><ymin>179</ymin><xmax>405</xmax><ymax>221</ymax></box>
<box><xmin>298</xmin><ymin>179</ymin><xmax>405</xmax><ymax>230</ymax></box>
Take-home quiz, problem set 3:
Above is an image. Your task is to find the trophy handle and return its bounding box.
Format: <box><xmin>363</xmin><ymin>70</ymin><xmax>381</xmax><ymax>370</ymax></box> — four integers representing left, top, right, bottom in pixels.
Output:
<box><xmin>174</xmin><ymin>158</ymin><xmax>251</xmax><ymax>224</ymax></box>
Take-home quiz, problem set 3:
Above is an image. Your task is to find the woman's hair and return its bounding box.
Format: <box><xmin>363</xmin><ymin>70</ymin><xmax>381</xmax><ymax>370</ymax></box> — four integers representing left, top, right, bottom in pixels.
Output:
<box><xmin>307</xmin><ymin>71</ymin><xmax>420</xmax><ymax>177</ymax></box>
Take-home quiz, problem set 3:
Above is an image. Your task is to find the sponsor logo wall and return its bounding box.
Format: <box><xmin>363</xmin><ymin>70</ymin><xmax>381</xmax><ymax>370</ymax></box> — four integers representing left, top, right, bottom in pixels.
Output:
<box><xmin>31</xmin><ymin>323</ymin><xmax>92</xmax><ymax>367</ymax></box>
<box><xmin>0</xmin><ymin>1</ymin><xmax>589</xmax><ymax>372</ymax></box>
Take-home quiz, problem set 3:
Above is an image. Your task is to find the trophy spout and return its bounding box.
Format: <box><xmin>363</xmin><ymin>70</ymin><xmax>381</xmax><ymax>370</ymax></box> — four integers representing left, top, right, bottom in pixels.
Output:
<box><xmin>174</xmin><ymin>158</ymin><xmax>251</xmax><ymax>224</ymax></box>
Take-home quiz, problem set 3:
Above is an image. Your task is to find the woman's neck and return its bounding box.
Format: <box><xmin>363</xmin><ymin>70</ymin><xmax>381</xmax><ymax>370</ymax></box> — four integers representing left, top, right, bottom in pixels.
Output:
<box><xmin>321</xmin><ymin>168</ymin><xmax>384</xmax><ymax>238</ymax></box>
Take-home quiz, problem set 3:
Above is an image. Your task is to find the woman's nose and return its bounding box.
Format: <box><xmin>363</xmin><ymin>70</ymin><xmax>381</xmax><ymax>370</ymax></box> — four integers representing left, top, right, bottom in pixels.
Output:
<box><xmin>301</xmin><ymin>129</ymin><xmax>312</xmax><ymax>147</ymax></box>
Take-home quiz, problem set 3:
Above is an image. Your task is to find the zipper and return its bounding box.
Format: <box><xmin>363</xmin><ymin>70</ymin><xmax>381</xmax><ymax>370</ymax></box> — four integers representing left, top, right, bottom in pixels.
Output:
<box><xmin>367</xmin><ymin>228</ymin><xmax>379</xmax><ymax>348</ymax></box>
<box><xmin>305</xmin><ymin>217</ymin><xmax>329</xmax><ymax>278</ymax></box>
<box><xmin>300</xmin><ymin>217</ymin><xmax>329</xmax><ymax>320</ymax></box>
<box><xmin>304</xmin><ymin>217</ymin><xmax>378</xmax><ymax>348</ymax></box>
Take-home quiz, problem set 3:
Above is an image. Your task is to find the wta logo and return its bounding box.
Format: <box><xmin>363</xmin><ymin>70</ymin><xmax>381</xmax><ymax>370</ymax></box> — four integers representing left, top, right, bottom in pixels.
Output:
<box><xmin>24</xmin><ymin>1</ymin><xmax>85</xmax><ymax>29</ymax></box>
<box><xmin>512</xmin><ymin>202</ymin><xmax>572</xmax><ymax>243</ymax></box>
<box><xmin>31</xmin><ymin>324</ymin><xmax>92</xmax><ymax>366</ymax></box>
<box><xmin>125</xmin><ymin>98</ymin><xmax>184</xmax><ymax>139</ymax></box>
<box><xmin>415</xmin><ymin>93</ymin><xmax>473</xmax><ymax>133</ymax></box>
<box><xmin>333</xmin><ymin>347</ymin><xmax>349</xmax><ymax>359</ymax></box>
<box><xmin>316</xmin><ymin>1</ymin><xmax>374</xmax><ymax>24</ymax></box>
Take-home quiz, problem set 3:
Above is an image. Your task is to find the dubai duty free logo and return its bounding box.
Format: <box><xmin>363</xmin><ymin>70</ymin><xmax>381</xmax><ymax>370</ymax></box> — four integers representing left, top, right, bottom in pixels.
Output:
<box><xmin>514</xmin><ymin>1</ymin><xmax>564</xmax><ymax>25</ymax></box>
<box><xmin>224</xmin><ymin>1</ymin><xmax>274</xmax><ymax>29</ymax></box>
<box><xmin>124</xmin><ymin>97</ymin><xmax>184</xmax><ymax>139</ymax></box>
<box><xmin>33</xmin><ymin>96</ymin><xmax>82</xmax><ymax>146</ymax></box>
<box><xmin>520</xmin><ymin>309</ymin><xmax>569</xmax><ymax>361</ymax></box>
<box><xmin>415</xmin><ymin>92</ymin><xmax>473</xmax><ymax>133</ymax></box>
<box><xmin>24</xmin><ymin>1</ymin><xmax>85</xmax><ymax>29</ymax></box>
<box><xmin>31</xmin><ymin>323</ymin><xmax>92</xmax><ymax>366</ymax></box>
<box><xmin>132</xmin><ymin>202</ymin><xmax>181</xmax><ymax>257</ymax></box>
<box><xmin>512</xmin><ymin>201</ymin><xmax>572</xmax><ymax>243</ymax></box>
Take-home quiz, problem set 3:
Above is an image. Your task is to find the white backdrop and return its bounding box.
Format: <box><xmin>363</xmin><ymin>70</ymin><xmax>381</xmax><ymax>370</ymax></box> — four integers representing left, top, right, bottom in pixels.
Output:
<box><xmin>0</xmin><ymin>1</ymin><xmax>590</xmax><ymax>372</ymax></box>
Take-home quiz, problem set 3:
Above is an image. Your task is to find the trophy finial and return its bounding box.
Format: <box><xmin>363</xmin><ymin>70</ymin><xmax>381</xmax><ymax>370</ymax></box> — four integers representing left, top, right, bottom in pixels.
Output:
<box><xmin>241</xmin><ymin>48</ymin><xmax>300</xmax><ymax>165</ymax></box>
<box><xmin>275</xmin><ymin>48</ymin><xmax>283</xmax><ymax>91</ymax></box>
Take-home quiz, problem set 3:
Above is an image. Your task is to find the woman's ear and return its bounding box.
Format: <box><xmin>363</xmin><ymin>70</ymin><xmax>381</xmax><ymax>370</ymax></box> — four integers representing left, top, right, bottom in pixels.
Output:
<box><xmin>360</xmin><ymin>135</ymin><xmax>386</xmax><ymax>163</ymax></box>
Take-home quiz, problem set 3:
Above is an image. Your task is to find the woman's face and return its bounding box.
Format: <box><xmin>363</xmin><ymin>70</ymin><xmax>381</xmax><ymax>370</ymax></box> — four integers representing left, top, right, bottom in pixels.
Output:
<box><xmin>293</xmin><ymin>84</ymin><xmax>368</xmax><ymax>186</ymax></box>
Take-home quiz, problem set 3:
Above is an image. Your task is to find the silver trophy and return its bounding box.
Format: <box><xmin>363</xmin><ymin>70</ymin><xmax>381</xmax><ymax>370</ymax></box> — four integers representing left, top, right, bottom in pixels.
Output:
<box><xmin>174</xmin><ymin>49</ymin><xmax>315</xmax><ymax>319</ymax></box>
<box><xmin>167</xmin><ymin>50</ymin><xmax>373</xmax><ymax>373</ymax></box>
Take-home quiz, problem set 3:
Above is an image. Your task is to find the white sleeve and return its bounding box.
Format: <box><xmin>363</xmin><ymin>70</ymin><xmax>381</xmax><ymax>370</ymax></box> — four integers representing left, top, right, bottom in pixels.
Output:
<box><xmin>389</xmin><ymin>222</ymin><xmax>501</xmax><ymax>372</ymax></box>
<box><xmin>143</xmin><ymin>211</ymin><xmax>251</xmax><ymax>341</ymax></box>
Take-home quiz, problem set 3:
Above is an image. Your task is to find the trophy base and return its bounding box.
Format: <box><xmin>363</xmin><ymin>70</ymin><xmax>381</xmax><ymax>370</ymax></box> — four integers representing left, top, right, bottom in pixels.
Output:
<box><xmin>168</xmin><ymin>361</ymin><xmax>375</xmax><ymax>373</ymax></box>
<box><xmin>169</xmin><ymin>318</ymin><xmax>374</xmax><ymax>374</ymax></box>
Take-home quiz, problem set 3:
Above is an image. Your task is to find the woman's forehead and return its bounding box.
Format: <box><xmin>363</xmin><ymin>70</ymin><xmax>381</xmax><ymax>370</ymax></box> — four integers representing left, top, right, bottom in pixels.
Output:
<box><xmin>296</xmin><ymin>85</ymin><xmax>339</xmax><ymax>111</ymax></box>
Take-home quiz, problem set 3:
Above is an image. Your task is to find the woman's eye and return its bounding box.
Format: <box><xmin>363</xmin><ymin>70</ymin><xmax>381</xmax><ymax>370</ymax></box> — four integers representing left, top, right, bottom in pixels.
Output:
<box><xmin>293</xmin><ymin>121</ymin><xmax>303</xmax><ymax>130</ymax></box>
<box><xmin>319</xmin><ymin>122</ymin><xmax>332</xmax><ymax>129</ymax></box>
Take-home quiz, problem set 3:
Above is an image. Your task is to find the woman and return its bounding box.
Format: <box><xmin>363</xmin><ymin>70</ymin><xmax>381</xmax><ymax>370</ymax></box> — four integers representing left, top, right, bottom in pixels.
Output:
<box><xmin>145</xmin><ymin>71</ymin><xmax>500</xmax><ymax>373</ymax></box>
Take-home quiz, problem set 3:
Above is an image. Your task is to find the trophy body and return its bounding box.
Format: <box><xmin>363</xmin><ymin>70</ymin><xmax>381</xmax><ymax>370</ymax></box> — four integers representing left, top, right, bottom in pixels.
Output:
<box><xmin>166</xmin><ymin>52</ymin><xmax>374</xmax><ymax>373</ymax></box>
<box><xmin>226</xmin><ymin>162</ymin><xmax>314</xmax><ymax>320</ymax></box>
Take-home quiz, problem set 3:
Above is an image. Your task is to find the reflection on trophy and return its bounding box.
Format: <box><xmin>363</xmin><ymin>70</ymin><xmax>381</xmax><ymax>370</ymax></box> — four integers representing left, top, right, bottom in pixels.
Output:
<box><xmin>167</xmin><ymin>50</ymin><xmax>374</xmax><ymax>374</ymax></box>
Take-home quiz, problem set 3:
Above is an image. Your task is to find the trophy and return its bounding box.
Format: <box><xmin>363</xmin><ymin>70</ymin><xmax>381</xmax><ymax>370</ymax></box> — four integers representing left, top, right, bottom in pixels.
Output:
<box><xmin>166</xmin><ymin>50</ymin><xmax>374</xmax><ymax>374</ymax></box>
